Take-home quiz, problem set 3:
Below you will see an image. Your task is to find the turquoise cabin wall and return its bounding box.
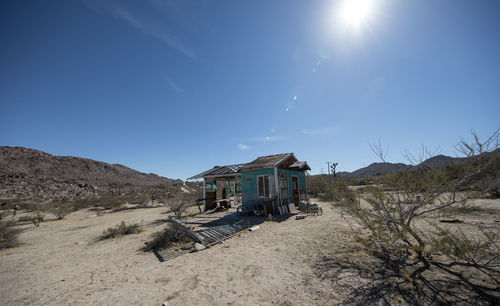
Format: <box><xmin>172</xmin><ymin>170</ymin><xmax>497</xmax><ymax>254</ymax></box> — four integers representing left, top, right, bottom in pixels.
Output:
<box><xmin>240</xmin><ymin>167</ymin><xmax>306</xmax><ymax>210</ymax></box>
<box><xmin>240</xmin><ymin>168</ymin><xmax>274</xmax><ymax>208</ymax></box>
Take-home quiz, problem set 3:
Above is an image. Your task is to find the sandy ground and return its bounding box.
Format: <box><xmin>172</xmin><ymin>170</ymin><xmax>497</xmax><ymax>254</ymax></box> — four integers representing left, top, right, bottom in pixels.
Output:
<box><xmin>1</xmin><ymin>198</ymin><xmax>499</xmax><ymax>305</ymax></box>
<box><xmin>0</xmin><ymin>201</ymin><xmax>355</xmax><ymax>305</ymax></box>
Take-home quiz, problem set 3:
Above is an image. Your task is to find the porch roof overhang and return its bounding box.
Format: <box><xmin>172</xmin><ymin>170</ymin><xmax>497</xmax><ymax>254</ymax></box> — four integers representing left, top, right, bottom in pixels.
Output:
<box><xmin>289</xmin><ymin>161</ymin><xmax>311</xmax><ymax>171</ymax></box>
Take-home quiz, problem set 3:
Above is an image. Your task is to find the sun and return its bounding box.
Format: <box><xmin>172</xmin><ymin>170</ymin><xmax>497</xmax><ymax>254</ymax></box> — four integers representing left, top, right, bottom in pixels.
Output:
<box><xmin>338</xmin><ymin>0</ymin><xmax>376</xmax><ymax>32</ymax></box>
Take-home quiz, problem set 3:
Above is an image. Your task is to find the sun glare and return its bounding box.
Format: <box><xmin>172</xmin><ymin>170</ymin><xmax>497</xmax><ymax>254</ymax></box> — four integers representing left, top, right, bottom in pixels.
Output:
<box><xmin>338</xmin><ymin>0</ymin><xmax>376</xmax><ymax>32</ymax></box>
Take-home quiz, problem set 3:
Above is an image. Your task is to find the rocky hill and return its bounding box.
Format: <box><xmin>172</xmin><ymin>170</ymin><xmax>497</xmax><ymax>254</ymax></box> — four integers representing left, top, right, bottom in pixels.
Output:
<box><xmin>340</xmin><ymin>149</ymin><xmax>498</xmax><ymax>178</ymax></box>
<box><xmin>0</xmin><ymin>146</ymin><xmax>181</xmax><ymax>201</ymax></box>
<box><xmin>348</xmin><ymin>162</ymin><xmax>413</xmax><ymax>177</ymax></box>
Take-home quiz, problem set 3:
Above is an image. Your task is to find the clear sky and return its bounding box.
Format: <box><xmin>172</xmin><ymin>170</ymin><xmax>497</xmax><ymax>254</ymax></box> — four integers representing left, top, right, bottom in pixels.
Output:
<box><xmin>1</xmin><ymin>0</ymin><xmax>499</xmax><ymax>179</ymax></box>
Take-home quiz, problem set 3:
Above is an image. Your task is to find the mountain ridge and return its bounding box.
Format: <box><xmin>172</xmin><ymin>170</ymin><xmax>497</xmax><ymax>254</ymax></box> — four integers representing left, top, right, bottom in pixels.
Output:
<box><xmin>0</xmin><ymin>146</ymin><xmax>181</xmax><ymax>201</ymax></box>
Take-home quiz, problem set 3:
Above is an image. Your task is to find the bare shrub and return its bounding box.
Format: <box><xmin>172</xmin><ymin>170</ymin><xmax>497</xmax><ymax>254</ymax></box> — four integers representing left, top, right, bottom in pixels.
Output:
<box><xmin>31</xmin><ymin>211</ymin><xmax>44</xmax><ymax>227</ymax></box>
<box><xmin>161</xmin><ymin>191</ymin><xmax>197</xmax><ymax>219</ymax></box>
<box><xmin>99</xmin><ymin>221</ymin><xmax>143</xmax><ymax>240</ymax></box>
<box><xmin>0</xmin><ymin>219</ymin><xmax>21</xmax><ymax>249</ymax></box>
<box><xmin>321</xmin><ymin>178</ymin><xmax>357</xmax><ymax>207</ymax></box>
<box><xmin>0</xmin><ymin>210</ymin><xmax>21</xmax><ymax>249</ymax></box>
<box><xmin>142</xmin><ymin>223</ymin><xmax>192</xmax><ymax>251</ymax></box>
<box><xmin>48</xmin><ymin>201</ymin><xmax>74</xmax><ymax>220</ymax></box>
<box><xmin>323</xmin><ymin>130</ymin><xmax>500</xmax><ymax>304</ymax></box>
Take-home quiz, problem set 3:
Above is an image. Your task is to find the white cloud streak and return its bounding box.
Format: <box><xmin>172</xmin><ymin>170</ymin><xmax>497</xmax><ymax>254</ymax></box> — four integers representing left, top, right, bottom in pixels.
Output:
<box><xmin>113</xmin><ymin>7</ymin><xmax>196</xmax><ymax>59</ymax></box>
<box><xmin>301</xmin><ymin>127</ymin><xmax>339</xmax><ymax>136</ymax></box>
<box><xmin>250</xmin><ymin>135</ymin><xmax>289</xmax><ymax>142</ymax></box>
<box><xmin>165</xmin><ymin>76</ymin><xmax>184</xmax><ymax>94</ymax></box>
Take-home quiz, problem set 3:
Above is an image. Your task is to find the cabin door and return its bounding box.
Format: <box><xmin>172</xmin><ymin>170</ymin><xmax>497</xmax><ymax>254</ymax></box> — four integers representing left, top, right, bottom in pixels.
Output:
<box><xmin>291</xmin><ymin>176</ymin><xmax>299</xmax><ymax>205</ymax></box>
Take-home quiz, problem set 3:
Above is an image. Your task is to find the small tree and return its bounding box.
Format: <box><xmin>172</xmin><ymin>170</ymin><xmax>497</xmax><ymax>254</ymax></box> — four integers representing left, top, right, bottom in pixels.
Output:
<box><xmin>162</xmin><ymin>190</ymin><xmax>196</xmax><ymax>219</ymax></box>
<box><xmin>335</xmin><ymin>130</ymin><xmax>500</xmax><ymax>304</ymax></box>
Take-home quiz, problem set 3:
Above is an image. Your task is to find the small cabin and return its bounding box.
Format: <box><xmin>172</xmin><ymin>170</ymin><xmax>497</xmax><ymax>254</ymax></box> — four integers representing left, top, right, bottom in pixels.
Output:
<box><xmin>187</xmin><ymin>153</ymin><xmax>310</xmax><ymax>215</ymax></box>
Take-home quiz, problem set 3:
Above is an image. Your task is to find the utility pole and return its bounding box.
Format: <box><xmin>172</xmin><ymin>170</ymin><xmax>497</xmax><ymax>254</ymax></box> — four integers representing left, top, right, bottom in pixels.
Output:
<box><xmin>326</xmin><ymin>162</ymin><xmax>332</xmax><ymax>183</ymax></box>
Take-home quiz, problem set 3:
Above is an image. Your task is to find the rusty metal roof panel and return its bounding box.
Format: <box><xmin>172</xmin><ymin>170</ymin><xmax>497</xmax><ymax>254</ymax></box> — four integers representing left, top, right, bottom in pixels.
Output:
<box><xmin>187</xmin><ymin>163</ymin><xmax>245</xmax><ymax>180</ymax></box>
<box><xmin>241</xmin><ymin>153</ymin><xmax>293</xmax><ymax>170</ymax></box>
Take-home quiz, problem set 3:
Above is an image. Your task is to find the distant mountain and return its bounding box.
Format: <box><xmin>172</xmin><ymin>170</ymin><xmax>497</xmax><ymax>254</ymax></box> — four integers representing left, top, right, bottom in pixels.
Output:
<box><xmin>417</xmin><ymin>154</ymin><xmax>463</xmax><ymax>169</ymax></box>
<box><xmin>338</xmin><ymin>154</ymin><xmax>472</xmax><ymax>178</ymax></box>
<box><xmin>0</xmin><ymin>146</ymin><xmax>181</xmax><ymax>201</ymax></box>
<box><xmin>348</xmin><ymin>162</ymin><xmax>413</xmax><ymax>178</ymax></box>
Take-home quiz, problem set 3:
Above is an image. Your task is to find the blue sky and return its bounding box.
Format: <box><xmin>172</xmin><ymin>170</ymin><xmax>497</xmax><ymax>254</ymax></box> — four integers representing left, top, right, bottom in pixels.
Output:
<box><xmin>1</xmin><ymin>0</ymin><xmax>499</xmax><ymax>179</ymax></box>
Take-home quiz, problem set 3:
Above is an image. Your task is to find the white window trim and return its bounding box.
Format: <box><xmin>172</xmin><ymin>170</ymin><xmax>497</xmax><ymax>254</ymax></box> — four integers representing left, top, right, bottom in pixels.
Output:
<box><xmin>257</xmin><ymin>174</ymin><xmax>272</xmax><ymax>199</ymax></box>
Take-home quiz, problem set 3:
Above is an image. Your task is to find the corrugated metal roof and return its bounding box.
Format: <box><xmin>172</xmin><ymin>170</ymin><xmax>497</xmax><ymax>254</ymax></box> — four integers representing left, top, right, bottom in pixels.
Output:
<box><xmin>187</xmin><ymin>164</ymin><xmax>246</xmax><ymax>180</ymax></box>
<box><xmin>187</xmin><ymin>153</ymin><xmax>310</xmax><ymax>180</ymax></box>
<box><xmin>240</xmin><ymin>153</ymin><xmax>293</xmax><ymax>170</ymax></box>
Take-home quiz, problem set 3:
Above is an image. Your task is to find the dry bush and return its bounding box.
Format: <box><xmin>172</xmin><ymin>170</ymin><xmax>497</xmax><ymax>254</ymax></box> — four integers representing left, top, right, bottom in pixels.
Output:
<box><xmin>321</xmin><ymin>178</ymin><xmax>357</xmax><ymax>207</ymax></box>
<box><xmin>48</xmin><ymin>201</ymin><xmax>74</xmax><ymax>220</ymax></box>
<box><xmin>322</xmin><ymin>130</ymin><xmax>500</xmax><ymax>304</ymax></box>
<box><xmin>99</xmin><ymin>221</ymin><xmax>143</xmax><ymax>240</ymax></box>
<box><xmin>161</xmin><ymin>191</ymin><xmax>197</xmax><ymax>219</ymax></box>
<box><xmin>0</xmin><ymin>210</ymin><xmax>21</xmax><ymax>249</ymax></box>
<box><xmin>31</xmin><ymin>211</ymin><xmax>44</xmax><ymax>227</ymax></box>
<box><xmin>0</xmin><ymin>220</ymin><xmax>21</xmax><ymax>249</ymax></box>
<box><xmin>142</xmin><ymin>223</ymin><xmax>192</xmax><ymax>251</ymax></box>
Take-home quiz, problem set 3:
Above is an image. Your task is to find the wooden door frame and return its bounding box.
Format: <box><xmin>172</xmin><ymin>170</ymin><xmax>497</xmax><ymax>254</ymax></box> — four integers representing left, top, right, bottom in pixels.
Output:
<box><xmin>291</xmin><ymin>175</ymin><xmax>300</xmax><ymax>205</ymax></box>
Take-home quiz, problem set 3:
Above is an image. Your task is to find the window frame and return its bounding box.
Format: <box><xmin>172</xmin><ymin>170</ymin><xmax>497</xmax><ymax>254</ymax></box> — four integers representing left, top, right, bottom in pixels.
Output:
<box><xmin>257</xmin><ymin>174</ymin><xmax>272</xmax><ymax>198</ymax></box>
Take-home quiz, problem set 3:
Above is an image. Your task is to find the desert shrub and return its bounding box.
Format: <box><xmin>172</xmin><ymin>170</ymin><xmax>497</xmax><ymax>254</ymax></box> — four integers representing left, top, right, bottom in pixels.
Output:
<box><xmin>323</xmin><ymin>130</ymin><xmax>500</xmax><ymax>304</ymax></box>
<box><xmin>99</xmin><ymin>221</ymin><xmax>143</xmax><ymax>240</ymax></box>
<box><xmin>48</xmin><ymin>201</ymin><xmax>74</xmax><ymax>220</ymax></box>
<box><xmin>31</xmin><ymin>211</ymin><xmax>45</xmax><ymax>227</ymax></box>
<box><xmin>0</xmin><ymin>220</ymin><xmax>21</xmax><ymax>249</ymax></box>
<box><xmin>306</xmin><ymin>174</ymin><xmax>329</xmax><ymax>196</ymax></box>
<box><xmin>96</xmin><ymin>192</ymin><xmax>151</xmax><ymax>210</ymax></box>
<box><xmin>70</xmin><ymin>197</ymin><xmax>99</xmax><ymax>210</ymax></box>
<box><xmin>142</xmin><ymin>223</ymin><xmax>192</xmax><ymax>251</ymax></box>
<box><xmin>161</xmin><ymin>191</ymin><xmax>197</xmax><ymax>219</ymax></box>
<box><xmin>17</xmin><ymin>215</ymin><xmax>32</xmax><ymax>223</ymax></box>
<box><xmin>322</xmin><ymin>178</ymin><xmax>357</xmax><ymax>206</ymax></box>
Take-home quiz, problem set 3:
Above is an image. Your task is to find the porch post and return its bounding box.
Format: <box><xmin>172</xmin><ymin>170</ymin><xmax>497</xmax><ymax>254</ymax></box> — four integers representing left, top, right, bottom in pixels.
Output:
<box><xmin>274</xmin><ymin>166</ymin><xmax>279</xmax><ymax>214</ymax></box>
<box><xmin>202</xmin><ymin>178</ymin><xmax>206</xmax><ymax>211</ymax></box>
<box><xmin>233</xmin><ymin>180</ymin><xmax>236</xmax><ymax>205</ymax></box>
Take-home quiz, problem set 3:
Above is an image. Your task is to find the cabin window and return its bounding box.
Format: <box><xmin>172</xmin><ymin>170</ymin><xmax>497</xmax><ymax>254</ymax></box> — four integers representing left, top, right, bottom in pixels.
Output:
<box><xmin>257</xmin><ymin>175</ymin><xmax>271</xmax><ymax>198</ymax></box>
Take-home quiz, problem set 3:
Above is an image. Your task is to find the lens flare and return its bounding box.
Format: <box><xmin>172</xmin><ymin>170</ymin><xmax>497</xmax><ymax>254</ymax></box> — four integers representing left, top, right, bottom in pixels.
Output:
<box><xmin>338</xmin><ymin>0</ymin><xmax>376</xmax><ymax>32</ymax></box>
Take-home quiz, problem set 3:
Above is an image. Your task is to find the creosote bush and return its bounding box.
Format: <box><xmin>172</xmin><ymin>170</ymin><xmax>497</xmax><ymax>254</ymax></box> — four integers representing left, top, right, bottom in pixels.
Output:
<box><xmin>99</xmin><ymin>221</ymin><xmax>143</xmax><ymax>240</ymax></box>
<box><xmin>31</xmin><ymin>211</ymin><xmax>44</xmax><ymax>227</ymax></box>
<box><xmin>142</xmin><ymin>223</ymin><xmax>192</xmax><ymax>251</ymax></box>
<box><xmin>161</xmin><ymin>191</ymin><xmax>197</xmax><ymax>219</ymax></box>
<box><xmin>48</xmin><ymin>201</ymin><xmax>74</xmax><ymax>220</ymax></box>
<box><xmin>0</xmin><ymin>211</ymin><xmax>21</xmax><ymax>249</ymax></box>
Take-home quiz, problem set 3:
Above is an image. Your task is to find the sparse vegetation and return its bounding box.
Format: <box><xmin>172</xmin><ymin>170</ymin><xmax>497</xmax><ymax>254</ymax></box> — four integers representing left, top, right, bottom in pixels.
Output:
<box><xmin>48</xmin><ymin>200</ymin><xmax>74</xmax><ymax>220</ymax></box>
<box><xmin>142</xmin><ymin>223</ymin><xmax>192</xmax><ymax>251</ymax></box>
<box><xmin>161</xmin><ymin>191</ymin><xmax>197</xmax><ymax>219</ymax></box>
<box><xmin>323</xmin><ymin>130</ymin><xmax>500</xmax><ymax>304</ymax></box>
<box><xmin>99</xmin><ymin>221</ymin><xmax>143</xmax><ymax>240</ymax></box>
<box><xmin>0</xmin><ymin>210</ymin><xmax>21</xmax><ymax>249</ymax></box>
<box><xmin>31</xmin><ymin>211</ymin><xmax>45</xmax><ymax>227</ymax></box>
<box><xmin>0</xmin><ymin>220</ymin><xmax>20</xmax><ymax>249</ymax></box>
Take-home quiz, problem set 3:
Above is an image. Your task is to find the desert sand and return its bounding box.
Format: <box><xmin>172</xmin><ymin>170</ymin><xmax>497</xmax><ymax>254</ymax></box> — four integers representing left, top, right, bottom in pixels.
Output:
<box><xmin>1</xmin><ymin>198</ymin><xmax>499</xmax><ymax>305</ymax></box>
<box><xmin>0</xmin><ymin>201</ymin><xmax>354</xmax><ymax>305</ymax></box>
